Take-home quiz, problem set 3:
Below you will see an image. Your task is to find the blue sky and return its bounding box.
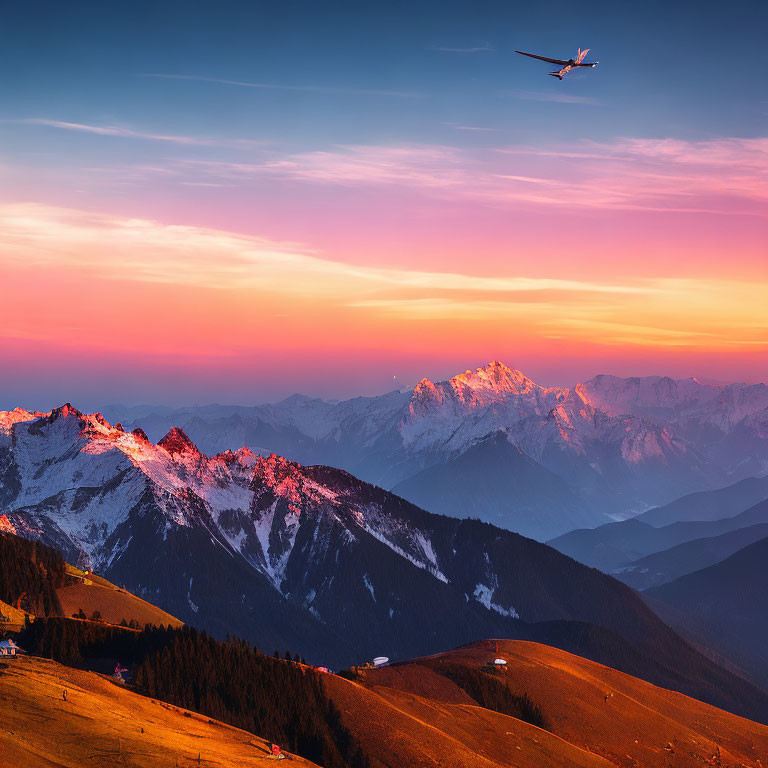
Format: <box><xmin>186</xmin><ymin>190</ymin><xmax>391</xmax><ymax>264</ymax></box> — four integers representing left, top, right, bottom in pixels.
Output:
<box><xmin>3</xmin><ymin>0</ymin><xmax>765</xmax><ymax>153</ymax></box>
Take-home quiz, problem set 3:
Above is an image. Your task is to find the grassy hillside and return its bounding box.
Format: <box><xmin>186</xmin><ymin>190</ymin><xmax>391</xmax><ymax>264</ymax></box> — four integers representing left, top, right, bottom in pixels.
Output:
<box><xmin>6</xmin><ymin>613</ymin><xmax>768</xmax><ymax>767</ymax></box>
<box><xmin>0</xmin><ymin>597</ymin><xmax>32</xmax><ymax>631</ymax></box>
<box><xmin>329</xmin><ymin>639</ymin><xmax>768</xmax><ymax>768</ymax></box>
<box><xmin>0</xmin><ymin>655</ymin><xmax>320</xmax><ymax>767</ymax></box>
<box><xmin>327</xmin><ymin>672</ymin><xmax>609</xmax><ymax>768</ymax></box>
<box><xmin>17</xmin><ymin>619</ymin><xmax>370</xmax><ymax>768</ymax></box>
<box><xmin>0</xmin><ymin>533</ymin><xmax>182</xmax><ymax>632</ymax></box>
<box><xmin>59</xmin><ymin>563</ymin><xmax>182</xmax><ymax>628</ymax></box>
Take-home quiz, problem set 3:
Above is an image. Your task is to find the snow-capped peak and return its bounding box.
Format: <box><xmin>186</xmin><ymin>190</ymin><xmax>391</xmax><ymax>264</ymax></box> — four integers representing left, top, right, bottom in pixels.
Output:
<box><xmin>254</xmin><ymin>452</ymin><xmax>301</xmax><ymax>479</ymax></box>
<box><xmin>158</xmin><ymin>427</ymin><xmax>200</xmax><ymax>457</ymax></box>
<box><xmin>0</xmin><ymin>407</ymin><xmax>44</xmax><ymax>435</ymax></box>
<box><xmin>402</xmin><ymin>361</ymin><xmax>568</xmax><ymax>452</ymax></box>
<box><xmin>574</xmin><ymin>374</ymin><xmax>718</xmax><ymax>417</ymax></box>
<box><xmin>0</xmin><ymin>403</ymin><xmax>268</xmax><ymax>541</ymax></box>
<box><xmin>413</xmin><ymin>361</ymin><xmax>543</xmax><ymax>405</ymax></box>
<box><xmin>408</xmin><ymin>361</ymin><xmax>569</xmax><ymax>413</ymax></box>
<box><xmin>0</xmin><ymin>514</ymin><xmax>17</xmax><ymax>535</ymax></box>
<box><xmin>450</xmin><ymin>360</ymin><xmax>537</xmax><ymax>397</ymax></box>
<box><xmin>216</xmin><ymin>446</ymin><xmax>258</xmax><ymax>468</ymax></box>
<box><xmin>49</xmin><ymin>403</ymin><xmax>82</xmax><ymax>421</ymax></box>
<box><xmin>252</xmin><ymin>454</ymin><xmax>307</xmax><ymax>515</ymax></box>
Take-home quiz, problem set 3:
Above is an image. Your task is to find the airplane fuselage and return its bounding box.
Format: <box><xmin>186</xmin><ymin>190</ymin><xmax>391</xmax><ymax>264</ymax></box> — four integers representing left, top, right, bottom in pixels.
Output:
<box><xmin>515</xmin><ymin>48</ymin><xmax>598</xmax><ymax>80</ymax></box>
<box><xmin>548</xmin><ymin>59</ymin><xmax>598</xmax><ymax>79</ymax></box>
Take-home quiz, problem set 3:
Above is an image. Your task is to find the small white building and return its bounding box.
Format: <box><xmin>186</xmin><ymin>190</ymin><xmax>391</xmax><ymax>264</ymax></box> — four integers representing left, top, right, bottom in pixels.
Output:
<box><xmin>0</xmin><ymin>639</ymin><xmax>23</xmax><ymax>656</ymax></box>
<box><xmin>493</xmin><ymin>658</ymin><xmax>507</xmax><ymax>667</ymax></box>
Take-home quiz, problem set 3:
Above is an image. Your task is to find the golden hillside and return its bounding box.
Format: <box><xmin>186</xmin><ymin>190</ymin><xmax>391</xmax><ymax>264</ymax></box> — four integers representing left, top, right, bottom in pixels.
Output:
<box><xmin>0</xmin><ymin>655</ymin><xmax>318</xmax><ymax>767</ymax></box>
<box><xmin>326</xmin><ymin>639</ymin><xmax>768</xmax><ymax>768</ymax></box>
<box><xmin>58</xmin><ymin>563</ymin><xmax>182</xmax><ymax>629</ymax></box>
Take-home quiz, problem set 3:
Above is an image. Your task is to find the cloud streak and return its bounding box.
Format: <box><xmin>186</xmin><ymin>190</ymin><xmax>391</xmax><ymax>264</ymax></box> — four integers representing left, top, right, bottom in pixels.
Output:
<box><xmin>1</xmin><ymin>202</ymin><xmax>765</xmax><ymax>353</ymax></box>
<box><xmin>508</xmin><ymin>90</ymin><xmax>599</xmax><ymax>105</ymax></box>
<box><xmin>6</xmin><ymin>118</ymin><xmax>260</xmax><ymax>148</ymax></box>
<box><xmin>13</xmin><ymin>118</ymin><xmax>762</xmax><ymax>217</ymax></box>
<box><xmin>142</xmin><ymin>73</ymin><xmax>418</xmax><ymax>98</ymax></box>
<box><xmin>432</xmin><ymin>43</ymin><xmax>495</xmax><ymax>53</ymax></box>
<box><xmin>442</xmin><ymin>122</ymin><xmax>499</xmax><ymax>132</ymax></box>
<box><xmin>0</xmin><ymin>202</ymin><xmax>653</xmax><ymax>297</ymax></box>
<box><xmin>180</xmin><ymin>137</ymin><xmax>768</xmax><ymax>214</ymax></box>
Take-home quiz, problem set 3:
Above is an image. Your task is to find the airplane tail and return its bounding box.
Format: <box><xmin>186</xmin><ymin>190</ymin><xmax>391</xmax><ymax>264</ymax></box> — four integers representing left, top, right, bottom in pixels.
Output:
<box><xmin>547</xmin><ymin>72</ymin><xmax>563</xmax><ymax>80</ymax></box>
<box><xmin>576</xmin><ymin>47</ymin><xmax>590</xmax><ymax>64</ymax></box>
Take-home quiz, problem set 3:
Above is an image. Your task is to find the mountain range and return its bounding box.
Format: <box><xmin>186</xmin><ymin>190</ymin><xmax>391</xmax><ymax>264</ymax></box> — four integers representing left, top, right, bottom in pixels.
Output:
<box><xmin>101</xmin><ymin>361</ymin><xmax>768</xmax><ymax>540</ymax></box>
<box><xmin>647</xmin><ymin>536</ymin><xmax>768</xmax><ymax>691</ymax></box>
<box><xmin>614</xmin><ymin>522</ymin><xmax>768</xmax><ymax>590</ymax></box>
<box><xmin>2</xmin><ymin>403</ymin><xmax>768</xmax><ymax>721</ymax></box>
<box><xmin>547</xmin><ymin>478</ymin><xmax>768</xmax><ymax>692</ymax></box>
<box><xmin>549</xmin><ymin>492</ymin><xmax>768</xmax><ymax>573</ymax></box>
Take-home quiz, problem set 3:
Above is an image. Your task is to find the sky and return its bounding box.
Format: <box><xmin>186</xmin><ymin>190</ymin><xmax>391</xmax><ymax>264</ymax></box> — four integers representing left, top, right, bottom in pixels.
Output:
<box><xmin>1</xmin><ymin>0</ymin><xmax>766</xmax><ymax>408</ymax></box>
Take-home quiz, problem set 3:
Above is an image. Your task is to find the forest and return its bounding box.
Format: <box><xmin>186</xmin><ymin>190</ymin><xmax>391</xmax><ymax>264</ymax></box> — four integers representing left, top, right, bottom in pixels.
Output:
<box><xmin>0</xmin><ymin>531</ymin><xmax>64</xmax><ymax>616</ymax></box>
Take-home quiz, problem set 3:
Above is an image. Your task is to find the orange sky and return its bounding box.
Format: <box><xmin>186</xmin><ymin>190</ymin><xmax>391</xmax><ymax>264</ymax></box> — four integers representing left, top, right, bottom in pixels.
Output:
<box><xmin>0</xmin><ymin>187</ymin><xmax>765</xmax><ymax>406</ymax></box>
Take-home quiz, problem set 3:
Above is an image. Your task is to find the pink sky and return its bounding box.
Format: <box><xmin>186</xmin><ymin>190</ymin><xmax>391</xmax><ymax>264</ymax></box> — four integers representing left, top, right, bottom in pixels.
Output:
<box><xmin>1</xmin><ymin>134</ymin><xmax>766</xmax><ymax>405</ymax></box>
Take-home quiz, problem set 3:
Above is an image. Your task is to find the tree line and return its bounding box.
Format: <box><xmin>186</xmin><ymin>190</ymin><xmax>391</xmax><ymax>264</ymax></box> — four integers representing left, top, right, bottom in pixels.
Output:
<box><xmin>429</xmin><ymin>662</ymin><xmax>548</xmax><ymax>729</ymax></box>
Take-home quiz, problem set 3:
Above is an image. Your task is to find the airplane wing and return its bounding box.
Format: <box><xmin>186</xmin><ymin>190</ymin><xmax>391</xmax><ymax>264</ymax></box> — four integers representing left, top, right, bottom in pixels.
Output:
<box><xmin>514</xmin><ymin>50</ymin><xmax>569</xmax><ymax>66</ymax></box>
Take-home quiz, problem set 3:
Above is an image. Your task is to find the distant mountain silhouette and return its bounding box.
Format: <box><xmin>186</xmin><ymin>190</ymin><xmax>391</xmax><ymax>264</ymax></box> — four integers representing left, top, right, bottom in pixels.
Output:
<box><xmin>647</xmin><ymin>535</ymin><xmax>768</xmax><ymax>690</ymax></box>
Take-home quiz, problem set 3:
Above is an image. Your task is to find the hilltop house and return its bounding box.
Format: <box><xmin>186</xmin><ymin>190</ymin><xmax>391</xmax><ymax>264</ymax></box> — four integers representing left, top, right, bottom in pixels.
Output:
<box><xmin>0</xmin><ymin>639</ymin><xmax>24</xmax><ymax>656</ymax></box>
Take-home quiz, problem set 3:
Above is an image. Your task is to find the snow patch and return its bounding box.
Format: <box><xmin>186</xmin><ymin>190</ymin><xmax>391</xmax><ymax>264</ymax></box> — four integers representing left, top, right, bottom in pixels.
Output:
<box><xmin>187</xmin><ymin>578</ymin><xmax>199</xmax><ymax>614</ymax></box>
<box><xmin>362</xmin><ymin>524</ymin><xmax>448</xmax><ymax>583</ymax></box>
<box><xmin>473</xmin><ymin>583</ymin><xmax>519</xmax><ymax>619</ymax></box>
<box><xmin>363</xmin><ymin>573</ymin><xmax>376</xmax><ymax>602</ymax></box>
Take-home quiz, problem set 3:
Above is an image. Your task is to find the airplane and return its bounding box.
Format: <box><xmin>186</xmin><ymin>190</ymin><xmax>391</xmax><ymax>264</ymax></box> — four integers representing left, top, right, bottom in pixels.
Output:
<box><xmin>514</xmin><ymin>47</ymin><xmax>598</xmax><ymax>80</ymax></box>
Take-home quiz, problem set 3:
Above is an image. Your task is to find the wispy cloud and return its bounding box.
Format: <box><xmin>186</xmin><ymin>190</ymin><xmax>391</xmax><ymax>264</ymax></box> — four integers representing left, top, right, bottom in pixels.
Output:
<box><xmin>16</xmin><ymin>123</ymin><xmax>765</xmax><ymax>218</ymax></box>
<box><xmin>5</xmin><ymin>118</ymin><xmax>260</xmax><ymax>148</ymax></box>
<box><xmin>432</xmin><ymin>43</ymin><xmax>495</xmax><ymax>53</ymax></box>
<box><xmin>604</xmin><ymin>137</ymin><xmax>768</xmax><ymax>167</ymax></box>
<box><xmin>191</xmin><ymin>137</ymin><xmax>767</xmax><ymax>214</ymax></box>
<box><xmin>256</xmin><ymin>145</ymin><xmax>467</xmax><ymax>188</ymax></box>
<box><xmin>0</xmin><ymin>202</ymin><xmax>650</xmax><ymax>296</ymax></box>
<box><xmin>176</xmin><ymin>146</ymin><xmax>470</xmax><ymax>190</ymax></box>
<box><xmin>2</xmin><ymin>203</ymin><xmax>765</xmax><ymax>352</ymax></box>
<box><xmin>346</xmin><ymin>287</ymin><xmax>768</xmax><ymax>349</ymax></box>
<box><xmin>493</xmin><ymin>174</ymin><xmax>566</xmax><ymax>186</ymax></box>
<box><xmin>442</xmin><ymin>122</ymin><xmax>499</xmax><ymax>132</ymax></box>
<box><xmin>142</xmin><ymin>73</ymin><xmax>417</xmax><ymax>98</ymax></box>
<box><xmin>508</xmin><ymin>90</ymin><xmax>599</xmax><ymax>105</ymax></box>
